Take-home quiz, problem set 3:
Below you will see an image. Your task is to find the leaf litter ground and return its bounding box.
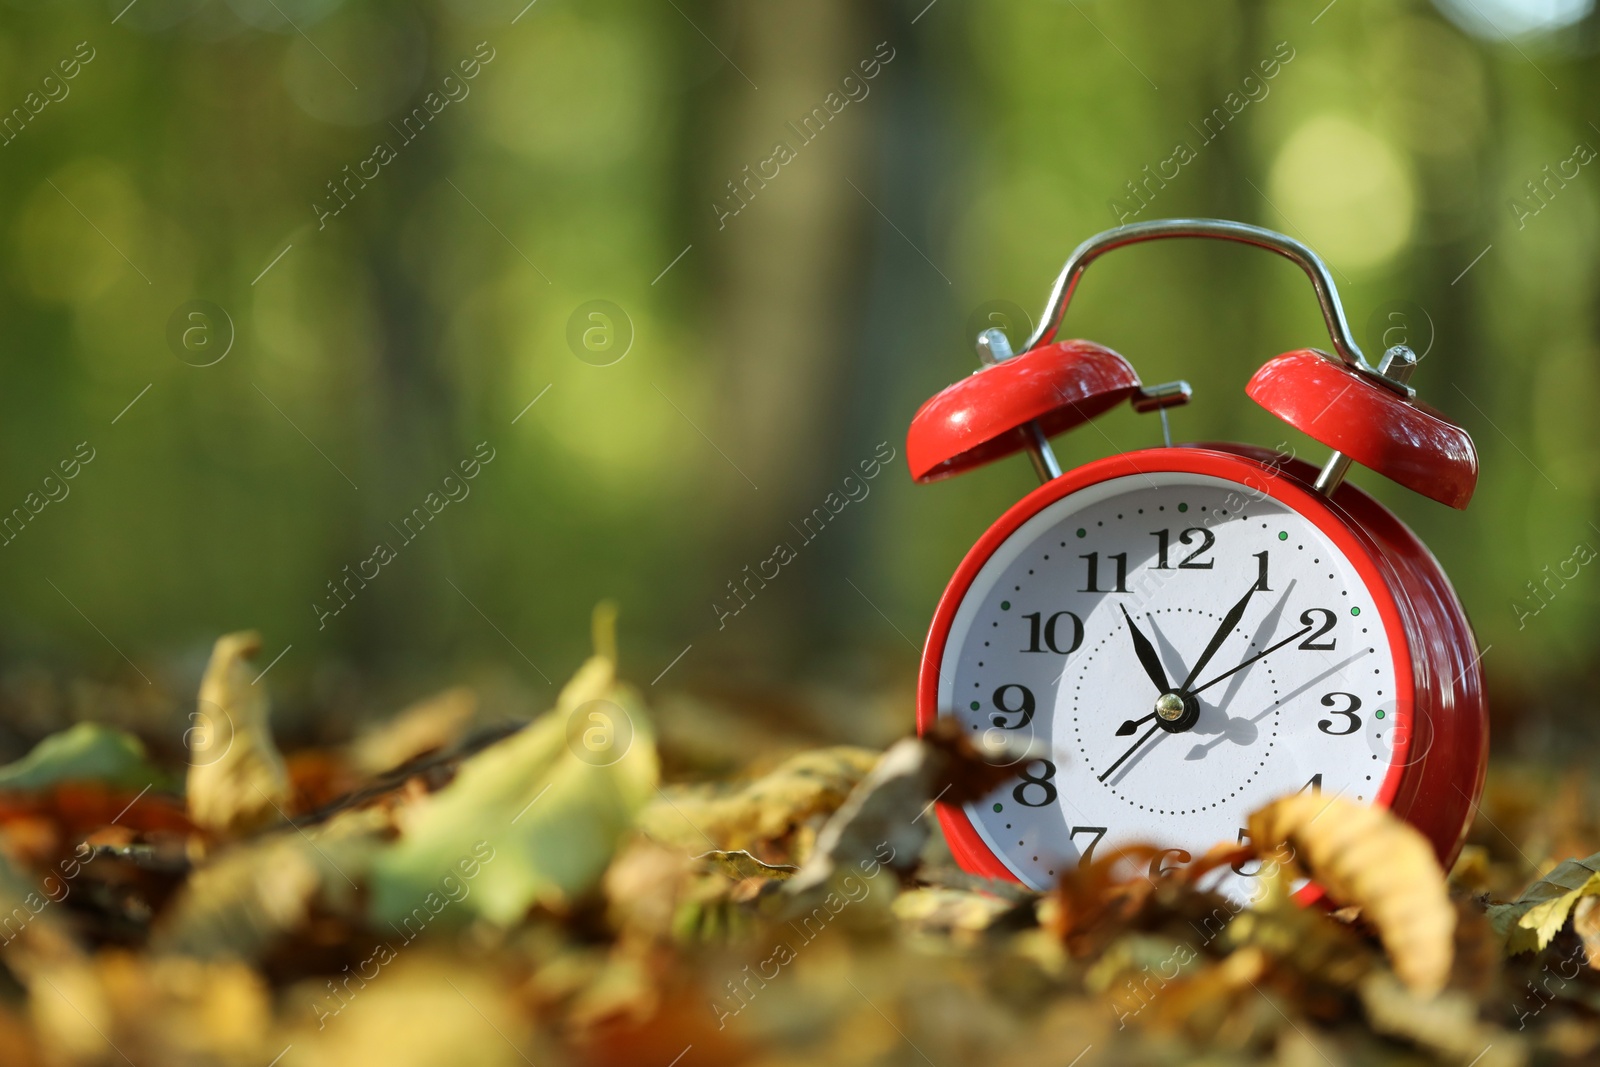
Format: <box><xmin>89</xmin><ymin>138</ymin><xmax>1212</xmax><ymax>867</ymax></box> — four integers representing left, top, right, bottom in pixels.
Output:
<box><xmin>0</xmin><ymin>613</ymin><xmax>1593</xmax><ymax>1067</ymax></box>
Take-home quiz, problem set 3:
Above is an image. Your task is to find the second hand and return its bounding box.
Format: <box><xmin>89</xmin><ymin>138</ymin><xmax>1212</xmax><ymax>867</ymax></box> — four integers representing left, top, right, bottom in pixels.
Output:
<box><xmin>1188</xmin><ymin>624</ymin><xmax>1313</xmax><ymax>697</ymax></box>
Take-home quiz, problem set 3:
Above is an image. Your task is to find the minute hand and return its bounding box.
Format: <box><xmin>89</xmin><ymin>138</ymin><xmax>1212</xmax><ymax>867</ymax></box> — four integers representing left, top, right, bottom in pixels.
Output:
<box><xmin>1178</xmin><ymin>580</ymin><xmax>1259</xmax><ymax>692</ymax></box>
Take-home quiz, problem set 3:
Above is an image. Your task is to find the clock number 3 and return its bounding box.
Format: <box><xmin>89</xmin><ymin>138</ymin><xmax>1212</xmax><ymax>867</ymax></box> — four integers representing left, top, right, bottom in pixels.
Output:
<box><xmin>1316</xmin><ymin>692</ymin><xmax>1362</xmax><ymax>735</ymax></box>
<box><xmin>1012</xmin><ymin>759</ymin><xmax>1057</xmax><ymax>806</ymax></box>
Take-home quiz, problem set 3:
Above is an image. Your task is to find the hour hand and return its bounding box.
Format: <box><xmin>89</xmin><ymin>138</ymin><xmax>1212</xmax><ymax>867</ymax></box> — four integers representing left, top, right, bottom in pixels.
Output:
<box><xmin>1120</xmin><ymin>604</ymin><xmax>1173</xmax><ymax>694</ymax></box>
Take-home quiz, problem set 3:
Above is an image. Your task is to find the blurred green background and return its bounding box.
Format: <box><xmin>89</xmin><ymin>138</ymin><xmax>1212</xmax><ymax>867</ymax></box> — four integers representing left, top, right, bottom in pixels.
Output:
<box><xmin>0</xmin><ymin>0</ymin><xmax>1595</xmax><ymax>750</ymax></box>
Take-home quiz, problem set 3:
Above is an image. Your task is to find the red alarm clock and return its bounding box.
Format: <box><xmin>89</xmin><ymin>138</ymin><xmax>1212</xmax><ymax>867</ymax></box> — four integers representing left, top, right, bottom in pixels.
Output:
<box><xmin>910</xmin><ymin>219</ymin><xmax>1486</xmax><ymax>903</ymax></box>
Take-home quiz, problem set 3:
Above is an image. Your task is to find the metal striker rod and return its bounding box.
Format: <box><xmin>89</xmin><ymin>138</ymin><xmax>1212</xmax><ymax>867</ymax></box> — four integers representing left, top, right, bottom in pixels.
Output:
<box><xmin>1313</xmin><ymin>345</ymin><xmax>1419</xmax><ymax>497</ymax></box>
<box><xmin>976</xmin><ymin>329</ymin><xmax>1062</xmax><ymax>484</ymax></box>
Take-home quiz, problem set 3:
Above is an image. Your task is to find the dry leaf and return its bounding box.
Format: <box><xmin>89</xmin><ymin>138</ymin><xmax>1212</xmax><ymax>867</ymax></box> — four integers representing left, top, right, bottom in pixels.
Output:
<box><xmin>348</xmin><ymin>687</ymin><xmax>478</xmax><ymax>776</ymax></box>
<box><xmin>784</xmin><ymin>723</ymin><xmax>1037</xmax><ymax>903</ymax></box>
<box><xmin>152</xmin><ymin>805</ymin><xmax>389</xmax><ymax>960</ymax></box>
<box><xmin>638</xmin><ymin>746</ymin><xmax>880</xmax><ymax>856</ymax></box>
<box><xmin>186</xmin><ymin>632</ymin><xmax>290</xmax><ymax>836</ymax></box>
<box><xmin>1358</xmin><ymin>970</ymin><xmax>1526</xmax><ymax>1067</ymax></box>
<box><xmin>1487</xmin><ymin>852</ymin><xmax>1600</xmax><ymax>955</ymax></box>
<box><xmin>1248</xmin><ymin>793</ymin><xmax>1454</xmax><ymax>996</ymax></box>
<box><xmin>695</xmin><ymin>849</ymin><xmax>798</xmax><ymax>881</ymax></box>
<box><xmin>891</xmin><ymin>887</ymin><xmax>1018</xmax><ymax>937</ymax></box>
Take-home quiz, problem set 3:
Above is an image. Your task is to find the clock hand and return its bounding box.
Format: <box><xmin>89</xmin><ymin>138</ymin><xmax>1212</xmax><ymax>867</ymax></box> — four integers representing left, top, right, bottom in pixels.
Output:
<box><xmin>1098</xmin><ymin>719</ymin><xmax>1162</xmax><ymax>783</ymax></box>
<box><xmin>1178</xmin><ymin>578</ymin><xmax>1260</xmax><ymax>692</ymax></box>
<box><xmin>1189</xmin><ymin>624</ymin><xmax>1314</xmax><ymax>697</ymax></box>
<box><xmin>1115</xmin><ymin>712</ymin><xmax>1155</xmax><ymax>736</ymax></box>
<box><xmin>1120</xmin><ymin>604</ymin><xmax>1174</xmax><ymax>693</ymax></box>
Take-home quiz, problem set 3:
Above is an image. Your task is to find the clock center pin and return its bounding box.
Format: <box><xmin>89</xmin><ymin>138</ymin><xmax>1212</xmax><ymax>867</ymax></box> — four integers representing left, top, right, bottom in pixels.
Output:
<box><xmin>1155</xmin><ymin>692</ymin><xmax>1185</xmax><ymax>721</ymax></box>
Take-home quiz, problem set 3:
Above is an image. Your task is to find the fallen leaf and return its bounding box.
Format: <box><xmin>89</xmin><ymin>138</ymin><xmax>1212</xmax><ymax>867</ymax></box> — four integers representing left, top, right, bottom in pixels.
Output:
<box><xmin>891</xmin><ymin>887</ymin><xmax>1019</xmax><ymax>937</ymax></box>
<box><xmin>348</xmin><ymin>687</ymin><xmax>478</xmax><ymax>777</ymax></box>
<box><xmin>0</xmin><ymin>722</ymin><xmax>163</xmax><ymax>793</ymax></box>
<box><xmin>152</xmin><ymin>805</ymin><xmax>389</xmax><ymax>960</ymax></box>
<box><xmin>185</xmin><ymin>632</ymin><xmax>291</xmax><ymax>836</ymax></box>
<box><xmin>1487</xmin><ymin>852</ymin><xmax>1600</xmax><ymax>955</ymax></box>
<box><xmin>1358</xmin><ymin>970</ymin><xmax>1526</xmax><ymax>1067</ymax></box>
<box><xmin>695</xmin><ymin>850</ymin><xmax>798</xmax><ymax>881</ymax></box>
<box><xmin>1248</xmin><ymin>793</ymin><xmax>1454</xmax><ymax>996</ymax></box>
<box><xmin>783</xmin><ymin>723</ymin><xmax>1036</xmax><ymax>903</ymax></box>
<box><xmin>369</xmin><ymin>604</ymin><xmax>659</xmax><ymax>925</ymax></box>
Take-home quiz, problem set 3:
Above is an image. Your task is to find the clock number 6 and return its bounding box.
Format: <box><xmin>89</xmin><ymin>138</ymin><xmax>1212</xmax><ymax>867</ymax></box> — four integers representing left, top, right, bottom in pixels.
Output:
<box><xmin>1316</xmin><ymin>692</ymin><xmax>1362</xmax><ymax>735</ymax></box>
<box><xmin>1012</xmin><ymin>759</ymin><xmax>1057</xmax><ymax>807</ymax></box>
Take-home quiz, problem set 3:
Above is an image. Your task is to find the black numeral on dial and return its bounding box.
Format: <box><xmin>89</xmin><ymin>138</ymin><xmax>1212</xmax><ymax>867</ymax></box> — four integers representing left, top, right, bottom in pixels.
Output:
<box><xmin>1080</xmin><ymin>552</ymin><xmax>1129</xmax><ymax>593</ymax></box>
<box><xmin>1022</xmin><ymin>611</ymin><xmax>1083</xmax><ymax>654</ymax></box>
<box><xmin>1316</xmin><ymin>692</ymin><xmax>1362</xmax><ymax>735</ymax></box>
<box><xmin>1150</xmin><ymin>527</ymin><xmax>1216</xmax><ymax>569</ymax></box>
<box><xmin>990</xmin><ymin>684</ymin><xmax>1035</xmax><ymax>729</ymax></box>
<box><xmin>1298</xmin><ymin>608</ymin><xmax>1337</xmax><ymax>650</ymax></box>
<box><xmin>1070</xmin><ymin>825</ymin><xmax>1107</xmax><ymax>865</ymax></box>
<box><xmin>1013</xmin><ymin>759</ymin><xmax>1057</xmax><ymax>807</ymax></box>
<box><xmin>1149</xmin><ymin>847</ymin><xmax>1191</xmax><ymax>879</ymax></box>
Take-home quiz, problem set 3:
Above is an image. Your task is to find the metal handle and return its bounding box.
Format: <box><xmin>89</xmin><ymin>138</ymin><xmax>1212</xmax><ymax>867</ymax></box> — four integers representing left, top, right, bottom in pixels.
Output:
<box><xmin>1020</xmin><ymin>219</ymin><xmax>1412</xmax><ymax>398</ymax></box>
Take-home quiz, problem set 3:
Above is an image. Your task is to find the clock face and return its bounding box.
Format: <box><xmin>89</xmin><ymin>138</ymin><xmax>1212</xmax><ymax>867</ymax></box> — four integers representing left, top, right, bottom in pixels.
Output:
<box><xmin>938</xmin><ymin>471</ymin><xmax>1406</xmax><ymax>903</ymax></box>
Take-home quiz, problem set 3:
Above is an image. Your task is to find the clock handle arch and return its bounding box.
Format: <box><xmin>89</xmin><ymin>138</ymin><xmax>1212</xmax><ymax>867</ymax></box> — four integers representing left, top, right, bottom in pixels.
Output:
<box><xmin>1019</xmin><ymin>219</ymin><xmax>1413</xmax><ymax>400</ymax></box>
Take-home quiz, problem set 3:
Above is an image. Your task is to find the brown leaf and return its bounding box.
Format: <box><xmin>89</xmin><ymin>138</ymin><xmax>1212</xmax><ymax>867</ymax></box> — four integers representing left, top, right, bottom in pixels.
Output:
<box><xmin>185</xmin><ymin>632</ymin><xmax>291</xmax><ymax>836</ymax></box>
<box><xmin>918</xmin><ymin>716</ymin><xmax>1035</xmax><ymax>806</ymax></box>
<box><xmin>1248</xmin><ymin>793</ymin><xmax>1454</xmax><ymax>996</ymax></box>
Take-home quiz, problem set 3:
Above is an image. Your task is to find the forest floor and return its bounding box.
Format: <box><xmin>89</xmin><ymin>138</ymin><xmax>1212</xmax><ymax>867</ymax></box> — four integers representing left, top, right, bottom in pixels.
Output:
<box><xmin>0</xmin><ymin>617</ymin><xmax>1593</xmax><ymax>1067</ymax></box>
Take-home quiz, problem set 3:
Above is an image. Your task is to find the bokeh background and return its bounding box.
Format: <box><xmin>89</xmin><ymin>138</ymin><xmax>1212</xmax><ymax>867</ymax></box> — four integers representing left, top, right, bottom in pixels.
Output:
<box><xmin>0</xmin><ymin>0</ymin><xmax>1595</xmax><ymax>757</ymax></box>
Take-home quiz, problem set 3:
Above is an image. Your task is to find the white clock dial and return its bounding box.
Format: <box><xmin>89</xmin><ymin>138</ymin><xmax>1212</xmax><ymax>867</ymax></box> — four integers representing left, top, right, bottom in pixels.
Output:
<box><xmin>939</xmin><ymin>472</ymin><xmax>1401</xmax><ymax>903</ymax></box>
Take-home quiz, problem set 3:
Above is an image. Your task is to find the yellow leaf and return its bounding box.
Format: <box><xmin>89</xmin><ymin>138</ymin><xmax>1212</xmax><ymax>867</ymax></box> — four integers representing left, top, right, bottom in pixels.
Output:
<box><xmin>638</xmin><ymin>746</ymin><xmax>880</xmax><ymax>855</ymax></box>
<box><xmin>1487</xmin><ymin>853</ymin><xmax>1600</xmax><ymax>955</ymax></box>
<box><xmin>1248</xmin><ymin>793</ymin><xmax>1453</xmax><ymax>996</ymax></box>
<box><xmin>185</xmin><ymin>632</ymin><xmax>290</xmax><ymax>836</ymax></box>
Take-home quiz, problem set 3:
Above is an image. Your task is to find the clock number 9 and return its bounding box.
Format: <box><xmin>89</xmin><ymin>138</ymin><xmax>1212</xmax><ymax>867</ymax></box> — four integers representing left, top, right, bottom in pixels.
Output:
<box><xmin>1012</xmin><ymin>758</ymin><xmax>1057</xmax><ymax>807</ymax></box>
<box><xmin>990</xmin><ymin>684</ymin><xmax>1035</xmax><ymax>729</ymax></box>
<box><xmin>1316</xmin><ymin>692</ymin><xmax>1363</xmax><ymax>735</ymax></box>
<box><xmin>1022</xmin><ymin>611</ymin><xmax>1083</xmax><ymax>655</ymax></box>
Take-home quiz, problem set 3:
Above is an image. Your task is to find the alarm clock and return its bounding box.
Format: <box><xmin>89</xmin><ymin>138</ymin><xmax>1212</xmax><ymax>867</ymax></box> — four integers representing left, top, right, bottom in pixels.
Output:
<box><xmin>910</xmin><ymin>219</ymin><xmax>1486</xmax><ymax>904</ymax></box>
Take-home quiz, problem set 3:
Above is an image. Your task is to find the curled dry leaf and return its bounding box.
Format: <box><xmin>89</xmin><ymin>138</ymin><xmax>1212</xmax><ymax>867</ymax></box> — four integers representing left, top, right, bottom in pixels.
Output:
<box><xmin>185</xmin><ymin>632</ymin><xmax>290</xmax><ymax>836</ymax></box>
<box><xmin>783</xmin><ymin>720</ymin><xmax>1035</xmax><ymax>904</ymax></box>
<box><xmin>1487</xmin><ymin>852</ymin><xmax>1600</xmax><ymax>956</ymax></box>
<box><xmin>1248</xmin><ymin>793</ymin><xmax>1454</xmax><ymax>996</ymax></box>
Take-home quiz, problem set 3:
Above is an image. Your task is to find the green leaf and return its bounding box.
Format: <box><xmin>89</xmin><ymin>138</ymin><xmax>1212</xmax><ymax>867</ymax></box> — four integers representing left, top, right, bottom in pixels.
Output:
<box><xmin>0</xmin><ymin>722</ymin><xmax>162</xmax><ymax>792</ymax></box>
<box><xmin>1487</xmin><ymin>853</ymin><xmax>1600</xmax><ymax>954</ymax></box>
<box><xmin>370</xmin><ymin>607</ymin><xmax>660</xmax><ymax>926</ymax></box>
